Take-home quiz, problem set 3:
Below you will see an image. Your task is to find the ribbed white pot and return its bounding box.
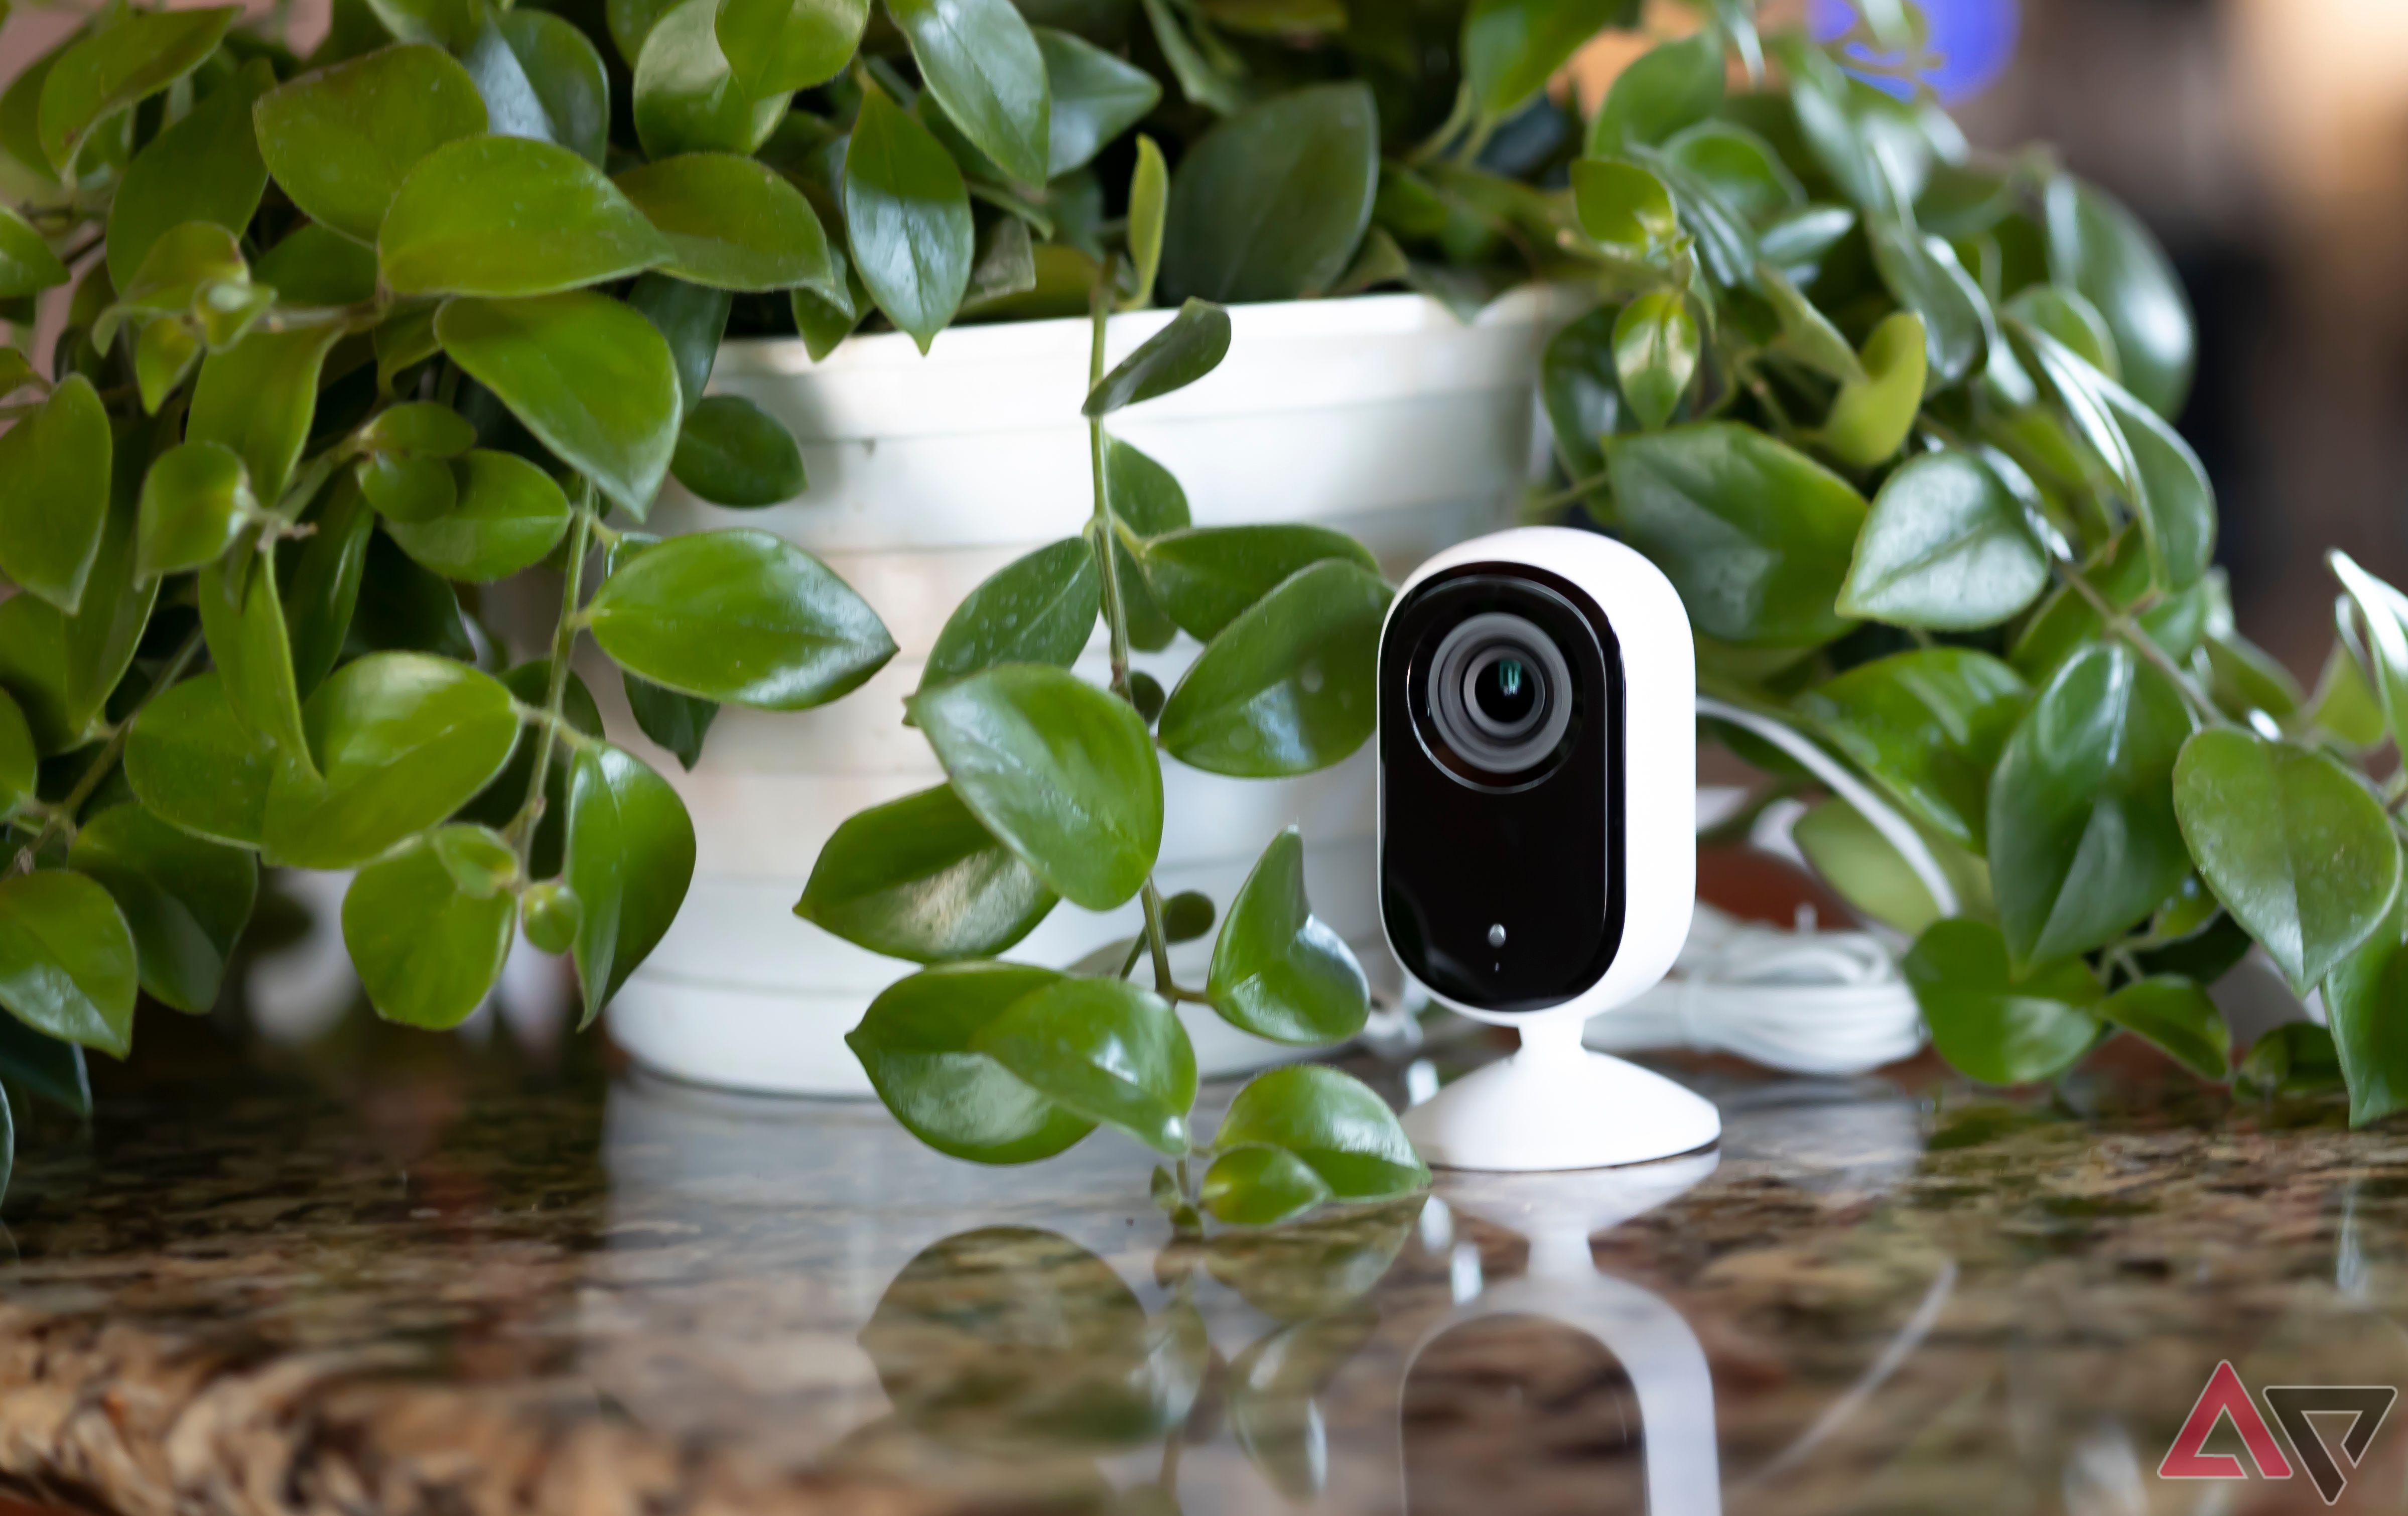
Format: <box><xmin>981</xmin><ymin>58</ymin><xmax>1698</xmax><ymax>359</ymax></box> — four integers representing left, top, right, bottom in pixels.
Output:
<box><xmin>599</xmin><ymin>288</ymin><xmax>1563</xmax><ymax>1095</ymax></box>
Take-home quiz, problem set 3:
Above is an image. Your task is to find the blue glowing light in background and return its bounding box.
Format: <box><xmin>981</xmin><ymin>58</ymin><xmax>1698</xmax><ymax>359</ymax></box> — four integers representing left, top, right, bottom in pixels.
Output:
<box><xmin>1808</xmin><ymin>0</ymin><xmax>2021</xmax><ymax>103</ymax></box>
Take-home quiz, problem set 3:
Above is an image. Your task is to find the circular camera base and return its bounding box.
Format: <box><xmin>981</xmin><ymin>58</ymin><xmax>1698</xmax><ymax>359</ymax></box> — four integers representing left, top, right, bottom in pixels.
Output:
<box><xmin>1404</xmin><ymin>1020</ymin><xmax>1720</xmax><ymax>1171</ymax></box>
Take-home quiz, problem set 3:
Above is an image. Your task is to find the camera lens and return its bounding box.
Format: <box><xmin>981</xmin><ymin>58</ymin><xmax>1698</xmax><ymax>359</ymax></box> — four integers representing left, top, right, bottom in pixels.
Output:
<box><xmin>1423</xmin><ymin>612</ymin><xmax>1575</xmax><ymax>780</ymax></box>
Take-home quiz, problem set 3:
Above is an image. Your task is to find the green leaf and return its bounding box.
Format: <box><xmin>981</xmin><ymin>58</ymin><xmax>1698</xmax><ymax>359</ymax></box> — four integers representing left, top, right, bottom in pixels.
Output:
<box><xmin>252</xmin><ymin>44</ymin><xmax>489</xmax><ymax>245</ymax></box>
<box><xmin>1135</xmin><ymin>525</ymin><xmax>1373</xmax><ymax>643</ymax></box>
<box><xmin>2003</xmin><ymin>283</ymin><xmax>2119</xmax><ymax>382</ymax></box>
<box><xmin>0</xmin><ymin>1015</ymin><xmax>90</xmax><ymax>1116</ymax></box>
<box><xmin>797</xmin><ymin>783</ymin><xmax>1057</xmax><ymax>961</ymax></box>
<box><xmin>1126</xmin><ymin>133</ymin><xmax>1167</xmax><ymax>308</ymax></box>
<box><xmin>1539</xmin><ymin>303</ymin><xmax>1624</xmax><ymax>478</ymax></box>
<box><xmin>1797</xmin><ymin>647</ymin><xmax>2028</xmax><ymax>850</ymax></box>
<box><xmin>567</xmin><ymin>741</ymin><xmax>697</xmax><ymax>1024</ymax></box>
<box><xmin>519</xmin><ymin>881</ymin><xmax>582</xmax><ymax>954</ymax></box>
<box><xmin>67</xmin><ymin>803</ymin><xmax>256</xmax><ymax>1014</ymax></box>
<box><xmin>284</xmin><ymin>478</ymin><xmax>376</xmax><ymax>697</ymax></box>
<box><xmin>921</xmin><ymin>537</ymin><xmax>1099</xmax><ymax>689</ymax></box>
<box><xmin>436</xmin><ymin>292</ymin><xmax>681</xmax><ymax>518</ymax></box>
<box><xmin>1606</xmin><ymin>422</ymin><xmax>1867</xmax><ymax>647</ymax></box>
<box><xmin>1163</xmin><ymin>889</ymin><xmax>1213</xmax><ymax>941</ymax></box>
<box><xmin>1611</xmin><ymin>289</ymin><xmax>1695</xmax><ymax>432</ymax></box>
<box><xmin>587</xmin><ymin>528</ymin><xmax>896</xmax><ymax>707</ymax></box>
<box><xmin>187</xmin><ymin>325</ymin><xmax>345</xmax><ymax>504</ymax></box>
<box><xmin>37</xmin><ymin>6</ymin><xmax>238</xmax><ymax>174</ymax></box>
<box><xmin>261</xmin><ymin>653</ymin><xmax>520</xmax><ymax>868</ymax></box>
<box><xmin>1792</xmin><ymin>798</ymin><xmax>1970</xmax><ymax>937</ymax></box>
<box><xmin>2172</xmin><ymin>728</ymin><xmax>2402</xmax><ymax>994</ymax></box>
<box><xmin>0</xmin><ymin>373</ymin><xmax>111</xmax><ymax>612</ymax></box>
<box><xmin>451</xmin><ymin>659</ymin><xmax>599</xmax><ymax>879</ymax></box>
<box><xmin>623</xmin><ymin>673</ymin><xmax>717</xmax><ymax>769</ymax></box>
<box><xmin>0</xmin><ymin>690</ymin><xmax>33</xmax><ymax>818</ymax></box>
<box><xmin>385</xmin><ymin>450</ymin><xmax>572</xmax><ymax>581</ymax></box>
<box><xmin>1162</xmin><ymin>83</ymin><xmax>1379</xmax><ymax>303</ymax></box>
<box><xmin>889</xmin><ymin>0</ymin><xmax>1052</xmax><ymax>186</ymax></box>
<box><xmin>1570</xmin><ymin>158</ymin><xmax>1676</xmax><ymax>255</ymax></box>
<box><xmin>1867</xmin><ymin>222</ymin><xmax>1989</xmax><ymax>387</ymax></box>
<box><xmin>341</xmin><ymin>829</ymin><xmax>515</xmax><ymax>1029</ymax></box>
<box><xmin>1814</xmin><ymin>310</ymin><xmax>1926</xmax><ymax>468</ymax></box>
<box><xmin>906</xmin><ymin>663</ymin><xmax>1161</xmax><ymax>910</ymax></box>
<box><xmin>0</xmin><ymin>870</ymin><xmax>137</xmax><ymax>1058</ymax></box>
<box><xmin>1038</xmin><ymin>25</ymin><xmax>1159</xmax><ymax>177</ymax></box>
<box><xmin>1988</xmin><ymin>644</ymin><xmax>2195</xmax><ymax>966</ymax></box>
<box><xmin>198</xmin><ymin>549</ymin><xmax>311</xmax><ymax>761</ymax></box>
<box><xmin>633</xmin><ymin>0</ymin><xmax>786</xmax><ymax>160</ymax></box>
<box><xmin>628</xmin><ymin>272</ymin><xmax>732</xmax><ymax>415</ymax></box>
<box><xmin>257</xmin><ymin>225</ymin><xmax>381</xmax><ymax>309</ymax></box>
<box><xmin>2046</xmin><ymin>174</ymin><xmax>2193</xmax><ymax>419</ymax></box>
<box><xmin>481</xmin><ymin>11</ymin><xmax>611</xmax><ymax>166</ymax></box>
<box><xmin>716</xmin><ymin>0</ymin><xmax>867</xmax><ymax>98</ymax></box>
<box><xmin>367</xmin><ymin>0</ymin><xmax>488</xmax><ymax>51</ymax></box>
<box><xmin>844</xmin><ymin>85</ymin><xmax>975</xmax><ymax>353</ymax></box>
<box><xmin>0</xmin><ymin>598</ymin><xmax>74</xmax><ymax>753</ymax></box>
<box><xmin>670</xmin><ymin>394</ymin><xmax>808</xmax><ymax>507</ymax></box>
<box><xmin>1207</xmin><ymin>826</ymin><xmax>1367</xmax><ymax>1045</ymax></box>
<box><xmin>1588</xmin><ymin>30</ymin><xmax>1720</xmax><ymax>156</ymax></box>
<box><xmin>2096</xmin><ymin>975</ymin><xmax>2229</xmax><ymax>1082</ymax></box>
<box><xmin>1838</xmin><ymin>450</ymin><xmax>2048</xmax><ymax>630</ymax></box>
<box><xmin>1203</xmin><ymin>1145</ymin><xmax>1332</xmax><ymax>1226</ymax></box>
<box><xmin>1903</xmin><ymin>918</ymin><xmax>2100</xmax><ymax>1087</ymax></box>
<box><xmin>123</xmin><ymin>673</ymin><xmax>277</xmax><ymax>847</ymax></box>
<box><xmin>2324</xmin><ymin>889</ymin><xmax>2408</xmax><ymax>1126</ymax></box>
<box><xmin>972</xmin><ymin>976</ymin><xmax>1196</xmax><ymax>1155</ymax></box>
<box><xmin>0</xmin><ymin>206</ymin><xmax>67</xmax><ymax>299</ymax></box>
<box><xmin>360</xmin><ymin>453</ymin><xmax>456</xmax><ymax>525</ymax></box>
<box><xmin>136</xmin><ymin>440</ymin><xmax>254</xmax><ymax>580</ymax></box>
<box><xmin>2334</xmin><ymin>550</ymin><xmax>2408</xmax><ymax>755</ymax></box>
<box><xmin>2097</xmin><ymin>370</ymin><xmax>2214</xmax><ymax>593</ymax></box>
<box><xmin>1158</xmin><ymin>560</ymin><xmax>1387</xmax><ymax>777</ymax></box>
<box><xmin>1461</xmin><ymin>0</ymin><xmax>1626</xmax><ymax>118</ymax></box>
<box><xmin>381</xmin><ymin>135</ymin><xmax>669</xmax><ymax>298</ymax></box>
<box><xmin>1215</xmin><ymin>1064</ymin><xmax>1425</xmax><ymax>1199</ymax></box>
<box><xmin>104</xmin><ymin>59</ymin><xmax>273</xmax><ymax>292</ymax></box>
<box><xmin>1665</xmin><ymin>121</ymin><xmax>1801</xmax><ymax>222</ymax></box>
<box><xmin>1084</xmin><ymin>298</ymin><xmax>1230</xmax><ymax>416</ymax></box>
<box><xmin>845</xmin><ymin>961</ymin><xmax>1094</xmax><ymax>1162</ymax></box>
<box><xmin>362</xmin><ymin>401</ymin><xmax>480</xmax><ymax>459</ymax></box>
<box><xmin>617</xmin><ymin>153</ymin><xmax>836</xmax><ymax>295</ymax></box>
<box><xmin>2011</xmin><ymin>530</ymin><xmax>2211</xmax><ymax>684</ymax></box>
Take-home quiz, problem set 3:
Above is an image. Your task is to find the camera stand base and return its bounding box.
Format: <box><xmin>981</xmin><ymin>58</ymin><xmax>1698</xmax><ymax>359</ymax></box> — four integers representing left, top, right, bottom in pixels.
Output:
<box><xmin>1404</xmin><ymin>1019</ymin><xmax>1720</xmax><ymax>1171</ymax></box>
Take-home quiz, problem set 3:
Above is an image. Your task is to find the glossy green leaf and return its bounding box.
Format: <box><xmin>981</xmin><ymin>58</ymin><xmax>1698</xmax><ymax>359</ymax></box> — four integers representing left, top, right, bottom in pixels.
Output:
<box><xmin>1570</xmin><ymin>158</ymin><xmax>1676</xmax><ymax>255</ymax></box>
<box><xmin>2002</xmin><ymin>283</ymin><xmax>2118</xmax><ymax>382</ymax></box>
<box><xmin>256</xmin><ymin>224</ymin><xmax>383</xmax><ymax>309</ymax></box>
<box><xmin>1215</xmin><ymin>1063</ymin><xmax>1425</xmax><ymax>1199</ymax></box>
<box><xmin>0</xmin><ymin>690</ymin><xmax>33</xmax><ymax>817</ymax></box>
<box><xmin>0</xmin><ymin>206</ymin><xmax>67</xmax><ymax>299</ymax></box>
<box><xmin>436</xmin><ymin>292</ymin><xmax>681</xmax><ymax>518</ymax></box>
<box><xmin>623</xmin><ymin>673</ymin><xmax>717</xmax><ymax>769</ymax></box>
<box><xmin>2324</xmin><ymin>889</ymin><xmax>2408</xmax><ymax>1127</ymax></box>
<box><xmin>1126</xmin><ymin>133</ymin><xmax>1167</xmax><ymax>308</ymax></box>
<box><xmin>2046</xmin><ymin>174</ymin><xmax>2193</xmax><ymax>419</ymax></box>
<box><xmin>480</xmin><ymin>11</ymin><xmax>611</xmax><ymax>166</ymax></box>
<box><xmin>845</xmin><ymin>961</ymin><xmax>1094</xmax><ymax>1162</ymax></box>
<box><xmin>104</xmin><ymin>59</ymin><xmax>273</xmax><ymax>292</ymax></box>
<box><xmin>1162</xmin><ymin>83</ymin><xmax>1379</xmax><ymax>303</ymax></box>
<box><xmin>797</xmin><ymin>783</ymin><xmax>1058</xmax><ymax>961</ymax></box>
<box><xmin>67</xmin><ymin>803</ymin><xmax>256</xmax><ymax>1014</ymax></box>
<box><xmin>0</xmin><ymin>1015</ymin><xmax>90</xmax><ymax>1117</ymax></box>
<box><xmin>844</xmin><ymin>86</ymin><xmax>975</xmax><ymax>352</ymax></box>
<box><xmin>367</xmin><ymin>0</ymin><xmax>488</xmax><ymax>50</ymax></box>
<box><xmin>1903</xmin><ymin>918</ymin><xmax>2099</xmax><ymax>1087</ymax></box>
<box><xmin>284</xmin><ymin>476</ymin><xmax>375</xmax><ymax>697</ymax></box>
<box><xmin>921</xmin><ymin>537</ymin><xmax>1099</xmax><ymax>689</ymax></box>
<box><xmin>1539</xmin><ymin>303</ymin><xmax>1624</xmax><ymax>478</ymax></box>
<box><xmin>381</xmin><ymin>135</ymin><xmax>668</xmax><ymax>297</ymax></box>
<box><xmin>1588</xmin><ymin>30</ymin><xmax>1720</xmax><ymax>156</ymax></box>
<box><xmin>359</xmin><ymin>453</ymin><xmax>457</xmax><ymax>525</ymax></box>
<box><xmin>1084</xmin><ymin>298</ymin><xmax>1230</xmax><ymax>416</ymax></box>
<box><xmin>0</xmin><ymin>373</ymin><xmax>110</xmax><ymax>612</ymax></box>
<box><xmin>187</xmin><ymin>325</ymin><xmax>344</xmax><ymax>504</ymax></box>
<box><xmin>1461</xmin><ymin>0</ymin><xmax>1626</xmax><ymax>117</ymax></box>
<box><xmin>1988</xmin><ymin>644</ymin><xmax>2195</xmax><ymax>966</ymax></box>
<box><xmin>450</xmin><ymin>659</ymin><xmax>599</xmax><ymax>881</ymax></box>
<box><xmin>37</xmin><ymin>6</ymin><xmax>238</xmax><ymax>173</ymax></box>
<box><xmin>1838</xmin><ymin>450</ymin><xmax>2048</xmax><ymax>630</ymax></box>
<box><xmin>1611</xmin><ymin>289</ymin><xmax>1695</xmax><ymax>432</ymax></box>
<box><xmin>261</xmin><ymin>653</ymin><xmax>520</xmax><ymax>868</ymax></box>
<box><xmin>198</xmin><ymin>549</ymin><xmax>311</xmax><ymax>761</ymax></box>
<box><xmin>889</xmin><ymin>0</ymin><xmax>1052</xmax><ymax>186</ymax></box>
<box><xmin>0</xmin><ymin>870</ymin><xmax>137</xmax><ymax>1058</ymax></box>
<box><xmin>2096</xmin><ymin>975</ymin><xmax>2228</xmax><ymax>1082</ymax></box>
<box><xmin>717</xmin><ymin>0</ymin><xmax>867</xmax><ymax>98</ymax></box>
<box><xmin>1791</xmin><ymin>798</ymin><xmax>1974</xmax><ymax>937</ymax></box>
<box><xmin>1202</xmin><ymin>1145</ymin><xmax>1332</xmax><ymax>1227</ymax></box>
<box><xmin>131</xmin><ymin>320</ymin><xmax>201</xmax><ymax>417</ymax></box>
<box><xmin>0</xmin><ymin>595</ymin><xmax>77</xmax><ymax>751</ymax></box>
<box><xmin>1797</xmin><ymin>647</ymin><xmax>2027</xmax><ymax>850</ymax></box>
<box><xmin>342</xmin><ymin>829</ymin><xmax>515</xmax><ymax>1029</ymax></box>
<box><xmin>123</xmin><ymin>673</ymin><xmax>277</xmax><ymax>847</ymax></box>
<box><xmin>618</xmin><ymin>153</ymin><xmax>836</xmax><ymax>295</ymax></box>
<box><xmin>1158</xmin><ymin>560</ymin><xmax>1386</xmax><ymax>777</ymax></box>
<box><xmin>136</xmin><ymin>441</ymin><xmax>254</xmax><ymax>580</ymax></box>
<box><xmin>633</xmin><ymin>0</ymin><xmax>786</xmax><ymax>160</ymax></box>
<box><xmin>1606</xmin><ymin>423</ymin><xmax>1866</xmax><ymax>647</ymax></box>
<box><xmin>362</xmin><ymin>401</ymin><xmax>480</xmax><ymax>459</ymax></box>
<box><xmin>1867</xmin><ymin>222</ymin><xmax>1989</xmax><ymax>386</ymax></box>
<box><xmin>385</xmin><ymin>449</ymin><xmax>571</xmax><ymax>581</ymax></box>
<box><xmin>252</xmin><ymin>44</ymin><xmax>489</xmax><ymax>245</ymax></box>
<box><xmin>2333</xmin><ymin>550</ymin><xmax>2408</xmax><ymax>754</ymax></box>
<box><xmin>1757</xmin><ymin>261</ymin><xmax>1860</xmax><ymax>383</ymax></box>
<box><xmin>2098</xmin><ymin>372</ymin><xmax>2214</xmax><ymax>593</ymax></box>
<box><xmin>972</xmin><ymin>976</ymin><xmax>1196</xmax><ymax>1155</ymax></box>
<box><xmin>2010</xmin><ymin>531</ymin><xmax>2211</xmax><ymax>684</ymax></box>
<box><xmin>906</xmin><ymin>663</ymin><xmax>1161</xmax><ymax>910</ymax></box>
<box><xmin>1666</xmin><ymin>121</ymin><xmax>1801</xmax><ymax>221</ymax></box>
<box><xmin>1207</xmin><ymin>826</ymin><xmax>1367</xmax><ymax>1045</ymax></box>
<box><xmin>670</xmin><ymin>394</ymin><xmax>808</xmax><ymax>507</ymax></box>
<box><xmin>1038</xmin><ymin>26</ymin><xmax>1159</xmax><ymax>177</ymax></box>
<box><xmin>1814</xmin><ymin>310</ymin><xmax>1926</xmax><ymax>468</ymax></box>
<box><xmin>1135</xmin><ymin>525</ymin><xmax>1373</xmax><ymax>643</ymax></box>
<box><xmin>567</xmin><ymin>741</ymin><xmax>696</xmax><ymax>1024</ymax></box>
<box><xmin>628</xmin><ymin>272</ymin><xmax>732</xmax><ymax>415</ymax></box>
<box><xmin>587</xmin><ymin>528</ymin><xmax>895</xmax><ymax>707</ymax></box>
<box><xmin>2173</xmin><ymin>728</ymin><xmax>2401</xmax><ymax>994</ymax></box>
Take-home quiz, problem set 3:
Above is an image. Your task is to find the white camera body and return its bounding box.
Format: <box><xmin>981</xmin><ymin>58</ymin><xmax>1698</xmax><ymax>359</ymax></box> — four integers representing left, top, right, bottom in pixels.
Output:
<box><xmin>1377</xmin><ymin>527</ymin><xmax>1719</xmax><ymax>1171</ymax></box>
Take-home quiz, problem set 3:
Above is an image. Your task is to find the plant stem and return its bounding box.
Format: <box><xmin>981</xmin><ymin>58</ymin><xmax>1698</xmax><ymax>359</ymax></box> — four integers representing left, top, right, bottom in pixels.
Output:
<box><xmin>1402</xmin><ymin>83</ymin><xmax>1475</xmax><ymax>167</ymax></box>
<box><xmin>1525</xmin><ymin>468</ymin><xmax>1612</xmax><ymax>516</ymax></box>
<box><xmin>2051</xmin><ymin>560</ymin><xmax>2225</xmax><ymax>726</ymax></box>
<box><xmin>7</xmin><ymin>628</ymin><xmax>205</xmax><ymax>875</ymax></box>
<box><xmin>507</xmin><ymin>485</ymin><xmax>594</xmax><ymax>863</ymax></box>
<box><xmin>1139</xmin><ymin>880</ymin><xmax>1175</xmax><ymax>993</ymax></box>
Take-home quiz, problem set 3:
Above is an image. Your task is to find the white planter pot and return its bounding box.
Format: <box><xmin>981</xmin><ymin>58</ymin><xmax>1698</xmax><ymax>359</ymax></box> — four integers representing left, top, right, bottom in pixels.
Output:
<box><xmin>599</xmin><ymin>288</ymin><xmax>1566</xmax><ymax>1096</ymax></box>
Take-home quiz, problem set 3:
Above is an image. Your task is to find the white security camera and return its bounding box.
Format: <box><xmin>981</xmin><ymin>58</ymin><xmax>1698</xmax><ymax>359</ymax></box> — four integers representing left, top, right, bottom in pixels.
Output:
<box><xmin>1378</xmin><ymin>527</ymin><xmax>1720</xmax><ymax>1170</ymax></box>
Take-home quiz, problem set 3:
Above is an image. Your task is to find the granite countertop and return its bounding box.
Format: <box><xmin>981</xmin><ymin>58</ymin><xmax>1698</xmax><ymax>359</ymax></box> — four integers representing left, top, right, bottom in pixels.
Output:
<box><xmin>2</xmin><ymin>1018</ymin><xmax>2404</xmax><ymax>1516</ymax></box>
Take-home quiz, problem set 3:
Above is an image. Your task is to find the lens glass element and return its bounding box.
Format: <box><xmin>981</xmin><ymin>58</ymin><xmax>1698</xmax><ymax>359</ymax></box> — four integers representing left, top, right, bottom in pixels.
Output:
<box><xmin>1422</xmin><ymin>612</ymin><xmax>1575</xmax><ymax>781</ymax></box>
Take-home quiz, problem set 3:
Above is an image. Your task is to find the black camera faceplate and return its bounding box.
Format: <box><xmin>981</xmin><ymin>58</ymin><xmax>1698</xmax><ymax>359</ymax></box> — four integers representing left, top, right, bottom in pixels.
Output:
<box><xmin>1379</xmin><ymin>565</ymin><xmax>1627</xmax><ymax>1014</ymax></box>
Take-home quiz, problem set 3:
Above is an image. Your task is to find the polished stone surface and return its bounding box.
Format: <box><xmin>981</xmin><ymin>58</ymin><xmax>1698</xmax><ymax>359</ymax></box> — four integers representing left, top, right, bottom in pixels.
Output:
<box><xmin>4</xmin><ymin>1015</ymin><xmax>2407</xmax><ymax>1516</ymax></box>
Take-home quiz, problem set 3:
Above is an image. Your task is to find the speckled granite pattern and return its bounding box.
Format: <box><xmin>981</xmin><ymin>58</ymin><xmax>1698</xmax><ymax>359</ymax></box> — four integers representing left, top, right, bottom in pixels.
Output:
<box><xmin>3</xmin><ymin>1039</ymin><xmax>2405</xmax><ymax>1516</ymax></box>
